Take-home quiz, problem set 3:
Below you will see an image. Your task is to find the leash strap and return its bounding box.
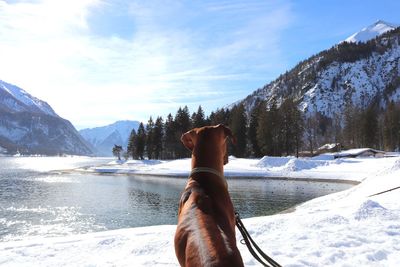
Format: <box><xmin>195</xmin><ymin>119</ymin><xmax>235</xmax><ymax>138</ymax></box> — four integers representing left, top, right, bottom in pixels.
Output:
<box><xmin>368</xmin><ymin>186</ymin><xmax>400</xmax><ymax>197</ymax></box>
<box><xmin>235</xmin><ymin>212</ymin><xmax>282</xmax><ymax>267</ymax></box>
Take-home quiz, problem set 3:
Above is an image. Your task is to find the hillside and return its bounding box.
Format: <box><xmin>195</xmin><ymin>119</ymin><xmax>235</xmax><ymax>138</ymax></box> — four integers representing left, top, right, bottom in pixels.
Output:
<box><xmin>0</xmin><ymin>80</ymin><xmax>93</xmax><ymax>155</ymax></box>
<box><xmin>238</xmin><ymin>22</ymin><xmax>400</xmax><ymax>117</ymax></box>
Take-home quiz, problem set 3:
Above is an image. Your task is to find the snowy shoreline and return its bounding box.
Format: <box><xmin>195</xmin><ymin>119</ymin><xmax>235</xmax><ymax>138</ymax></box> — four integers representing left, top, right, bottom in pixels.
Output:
<box><xmin>1</xmin><ymin>150</ymin><xmax>400</xmax><ymax>266</ymax></box>
<box><xmin>79</xmin><ymin>149</ymin><xmax>396</xmax><ymax>183</ymax></box>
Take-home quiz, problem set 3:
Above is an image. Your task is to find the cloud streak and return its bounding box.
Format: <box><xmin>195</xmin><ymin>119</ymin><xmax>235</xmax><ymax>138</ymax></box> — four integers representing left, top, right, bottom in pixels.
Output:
<box><xmin>0</xmin><ymin>0</ymin><xmax>293</xmax><ymax>128</ymax></box>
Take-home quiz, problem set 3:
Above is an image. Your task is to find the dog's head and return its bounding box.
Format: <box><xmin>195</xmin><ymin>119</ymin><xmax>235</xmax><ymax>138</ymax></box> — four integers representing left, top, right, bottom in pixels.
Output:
<box><xmin>181</xmin><ymin>124</ymin><xmax>236</xmax><ymax>165</ymax></box>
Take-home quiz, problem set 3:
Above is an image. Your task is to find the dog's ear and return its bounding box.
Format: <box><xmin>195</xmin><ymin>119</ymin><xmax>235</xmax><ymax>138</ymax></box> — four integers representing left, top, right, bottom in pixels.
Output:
<box><xmin>218</xmin><ymin>124</ymin><xmax>237</xmax><ymax>145</ymax></box>
<box><xmin>181</xmin><ymin>130</ymin><xmax>196</xmax><ymax>151</ymax></box>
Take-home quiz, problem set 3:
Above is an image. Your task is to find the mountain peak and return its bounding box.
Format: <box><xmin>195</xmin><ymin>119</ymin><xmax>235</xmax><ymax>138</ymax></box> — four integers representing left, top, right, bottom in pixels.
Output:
<box><xmin>0</xmin><ymin>80</ymin><xmax>58</xmax><ymax>116</ymax></box>
<box><xmin>373</xmin><ymin>19</ymin><xmax>396</xmax><ymax>27</ymax></box>
<box><xmin>236</xmin><ymin>26</ymin><xmax>400</xmax><ymax>124</ymax></box>
<box><xmin>344</xmin><ymin>20</ymin><xmax>399</xmax><ymax>43</ymax></box>
<box><xmin>0</xmin><ymin>79</ymin><xmax>93</xmax><ymax>155</ymax></box>
<box><xmin>79</xmin><ymin>120</ymin><xmax>140</xmax><ymax>156</ymax></box>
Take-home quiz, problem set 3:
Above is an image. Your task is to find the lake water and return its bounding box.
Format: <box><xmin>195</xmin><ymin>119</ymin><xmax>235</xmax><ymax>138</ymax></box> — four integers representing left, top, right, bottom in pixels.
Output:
<box><xmin>0</xmin><ymin>157</ymin><xmax>353</xmax><ymax>242</ymax></box>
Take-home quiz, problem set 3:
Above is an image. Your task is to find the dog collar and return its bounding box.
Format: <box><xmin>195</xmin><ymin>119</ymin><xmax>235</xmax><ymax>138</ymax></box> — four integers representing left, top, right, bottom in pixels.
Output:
<box><xmin>190</xmin><ymin>167</ymin><xmax>228</xmax><ymax>188</ymax></box>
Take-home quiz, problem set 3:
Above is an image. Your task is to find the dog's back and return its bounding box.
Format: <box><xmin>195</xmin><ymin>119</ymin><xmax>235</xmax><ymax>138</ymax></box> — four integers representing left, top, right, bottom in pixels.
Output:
<box><xmin>174</xmin><ymin>125</ymin><xmax>244</xmax><ymax>267</ymax></box>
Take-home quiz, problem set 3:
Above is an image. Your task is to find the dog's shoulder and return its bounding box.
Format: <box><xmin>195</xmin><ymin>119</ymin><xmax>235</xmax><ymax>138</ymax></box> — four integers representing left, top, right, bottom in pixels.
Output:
<box><xmin>179</xmin><ymin>182</ymin><xmax>213</xmax><ymax>215</ymax></box>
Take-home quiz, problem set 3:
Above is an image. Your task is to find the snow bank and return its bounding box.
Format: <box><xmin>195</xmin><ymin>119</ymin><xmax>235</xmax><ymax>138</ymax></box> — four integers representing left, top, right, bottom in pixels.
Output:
<box><xmin>0</xmin><ymin>225</ymin><xmax>178</xmax><ymax>267</ymax></box>
<box><xmin>256</xmin><ymin>156</ymin><xmax>293</xmax><ymax>168</ymax></box>
<box><xmin>1</xmin><ymin>151</ymin><xmax>400</xmax><ymax>266</ymax></box>
<box><xmin>86</xmin><ymin>152</ymin><xmax>399</xmax><ymax>182</ymax></box>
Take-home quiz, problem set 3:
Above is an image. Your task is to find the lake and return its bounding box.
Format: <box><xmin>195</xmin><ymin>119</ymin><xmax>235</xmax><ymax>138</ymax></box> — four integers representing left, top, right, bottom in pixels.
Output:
<box><xmin>0</xmin><ymin>157</ymin><xmax>353</xmax><ymax>242</ymax></box>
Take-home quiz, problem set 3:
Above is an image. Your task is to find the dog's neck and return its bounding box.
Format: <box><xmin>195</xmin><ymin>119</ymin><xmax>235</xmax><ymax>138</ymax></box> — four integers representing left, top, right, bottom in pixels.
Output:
<box><xmin>190</xmin><ymin>167</ymin><xmax>227</xmax><ymax>188</ymax></box>
<box><xmin>190</xmin><ymin>145</ymin><xmax>226</xmax><ymax>188</ymax></box>
<box><xmin>191</xmin><ymin>149</ymin><xmax>224</xmax><ymax>174</ymax></box>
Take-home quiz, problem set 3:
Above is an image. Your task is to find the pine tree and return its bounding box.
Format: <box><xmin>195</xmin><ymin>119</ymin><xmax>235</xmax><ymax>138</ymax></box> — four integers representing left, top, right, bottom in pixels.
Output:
<box><xmin>229</xmin><ymin>104</ymin><xmax>247</xmax><ymax>157</ymax></box>
<box><xmin>164</xmin><ymin>113</ymin><xmax>176</xmax><ymax>159</ymax></box>
<box><xmin>291</xmin><ymin>103</ymin><xmax>304</xmax><ymax>157</ymax></box>
<box><xmin>256</xmin><ymin>99</ymin><xmax>283</xmax><ymax>156</ymax></box>
<box><xmin>146</xmin><ymin>117</ymin><xmax>155</xmax><ymax>159</ymax></box>
<box><xmin>305</xmin><ymin>113</ymin><xmax>318</xmax><ymax>156</ymax></box>
<box><xmin>127</xmin><ymin>129</ymin><xmax>137</xmax><ymax>159</ymax></box>
<box><xmin>112</xmin><ymin>145</ymin><xmax>123</xmax><ymax>160</ymax></box>
<box><xmin>343</xmin><ymin>104</ymin><xmax>361</xmax><ymax>148</ymax></box>
<box><xmin>377</xmin><ymin>113</ymin><xmax>385</xmax><ymax>150</ymax></box>
<box><xmin>362</xmin><ymin>103</ymin><xmax>379</xmax><ymax>148</ymax></box>
<box><xmin>281</xmin><ymin>101</ymin><xmax>292</xmax><ymax>156</ymax></box>
<box><xmin>268</xmin><ymin>99</ymin><xmax>283</xmax><ymax>156</ymax></box>
<box><xmin>332</xmin><ymin>113</ymin><xmax>343</xmax><ymax>150</ymax></box>
<box><xmin>174</xmin><ymin>106</ymin><xmax>192</xmax><ymax>158</ymax></box>
<box><xmin>192</xmin><ymin>105</ymin><xmax>206</xmax><ymax>128</ymax></box>
<box><xmin>153</xmin><ymin>116</ymin><xmax>164</xmax><ymax>159</ymax></box>
<box><xmin>248</xmin><ymin>101</ymin><xmax>263</xmax><ymax>157</ymax></box>
<box><xmin>209</xmin><ymin>108</ymin><xmax>230</xmax><ymax>125</ymax></box>
<box><xmin>136</xmin><ymin>122</ymin><xmax>146</xmax><ymax>160</ymax></box>
<box><xmin>384</xmin><ymin>101</ymin><xmax>400</xmax><ymax>151</ymax></box>
<box><xmin>256</xmin><ymin>103</ymin><xmax>271</xmax><ymax>156</ymax></box>
<box><xmin>280</xmin><ymin>98</ymin><xmax>303</xmax><ymax>156</ymax></box>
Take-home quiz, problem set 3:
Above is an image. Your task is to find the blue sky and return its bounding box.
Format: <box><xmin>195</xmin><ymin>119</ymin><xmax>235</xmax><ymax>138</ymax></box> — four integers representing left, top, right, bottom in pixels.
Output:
<box><xmin>0</xmin><ymin>0</ymin><xmax>399</xmax><ymax>129</ymax></box>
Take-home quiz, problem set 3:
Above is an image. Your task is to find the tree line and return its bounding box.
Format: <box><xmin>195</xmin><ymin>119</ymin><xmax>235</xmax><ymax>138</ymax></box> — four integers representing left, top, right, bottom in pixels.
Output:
<box><xmin>113</xmin><ymin>98</ymin><xmax>400</xmax><ymax>160</ymax></box>
<box><xmin>124</xmin><ymin>106</ymin><xmax>208</xmax><ymax>160</ymax></box>
<box><xmin>302</xmin><ymin>100</ymin><xmax>400</xmax><ymax>155</ymax></box>
<box><xmin>115</xmin><ymin>99</ymin><xmax>307</xmax><ymax>160</ymax></box>
<box><xmin>111</xmin><ymin>27</ymin><xmax>400</xmax><ymax>160</ymax></box>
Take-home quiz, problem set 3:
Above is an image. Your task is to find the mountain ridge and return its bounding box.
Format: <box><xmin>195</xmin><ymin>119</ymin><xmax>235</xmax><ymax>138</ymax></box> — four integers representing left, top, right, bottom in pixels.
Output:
<box><xmin>0</xmin><ymin>81</ymin><xmax>93</xmax><ymax>155</ymax></box>
<box><xmin>79</xmin><ymin>120</ymin><xmax>140</xmax><ymax>156</ymax></box>
<box><xmin>0</xmin><ymin>80</ymin><xmax>57</xmax><ymax>116</ymax></box>
<box><xmin>235</xmin><ymin>22</ymin><xmax>400</xmax><ymax>119</ymax></box>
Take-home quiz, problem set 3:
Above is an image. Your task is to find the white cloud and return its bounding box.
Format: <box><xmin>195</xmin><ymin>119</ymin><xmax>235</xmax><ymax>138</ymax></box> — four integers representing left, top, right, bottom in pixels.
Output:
<box><xmin>0</xmin><ymin>0</ymin><xmax>293</xmax><ymax>128</ymax></box>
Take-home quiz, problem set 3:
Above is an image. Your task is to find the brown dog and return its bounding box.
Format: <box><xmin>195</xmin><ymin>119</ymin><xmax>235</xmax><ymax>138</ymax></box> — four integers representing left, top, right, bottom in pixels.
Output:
<box><xmin>174</xmin><ymin>124</ymin><xmax>244</xmax><ymax>267</ymax></box>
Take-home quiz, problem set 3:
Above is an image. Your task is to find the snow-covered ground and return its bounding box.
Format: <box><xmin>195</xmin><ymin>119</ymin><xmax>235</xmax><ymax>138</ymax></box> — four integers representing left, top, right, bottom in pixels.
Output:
<box><xmin>1</xmin><ymin>150</ymin><xmax>400</xmax><ymax>266</ymax></box>
<box><xmin>82</xmin><ymin>148</ymin><xmax>395</xmax><ymax>183</ymax></box>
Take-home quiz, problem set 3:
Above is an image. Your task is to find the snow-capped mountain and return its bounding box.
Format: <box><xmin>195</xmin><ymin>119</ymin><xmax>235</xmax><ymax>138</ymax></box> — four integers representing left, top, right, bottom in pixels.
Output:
<box><xmin>0</xmin><ymin>81</ymin><xmax>93</xmax><ymax>155</ymax></box>
<box><xmin>344</xmin><ymin>20</ymin><xmax>399</xmax><ymax>43</ymax></box>
<box><xmin>236</xmin><ymin>22</ymin><xmax>400</xmax><ymax>118</ymax></box>
<box><xmin>79</xmin><ymin>120</ymin><xmax>140</xmax><ymax>156</ymax></box>
<box><xmin>0</xmin><ymin>80</ymin><xmax>57</xmax><ymax>116</ymax></box>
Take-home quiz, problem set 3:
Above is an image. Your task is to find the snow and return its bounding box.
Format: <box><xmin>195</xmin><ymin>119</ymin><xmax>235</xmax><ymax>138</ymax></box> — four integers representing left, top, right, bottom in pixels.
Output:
<box><xmin>85</xmin><ymin>153</ymin><xmax>395</xmax><ymax>182</ymax></box>
<box><xmin>318</xmin><ymin>143</ymin><xmax>340</xmax><ymax>151</ymax></box>
<box><xmin>1</xmin><ymin>151</ymin><xmax>400</xmax><ymax>266</ymax></box>
<box><xmin>300</xmin><ymin>39</ymin><xmax>400</xmax><ymax>118</ymax></box>
<box><xmin>344</xmin><ymin>20</ymin><xmax>399</xmax><ymax>43</ymax></box>
<box><xmin>0</xmin><ymin>80</ymin><xmax>57</xmax><ymax>117</ymax></box>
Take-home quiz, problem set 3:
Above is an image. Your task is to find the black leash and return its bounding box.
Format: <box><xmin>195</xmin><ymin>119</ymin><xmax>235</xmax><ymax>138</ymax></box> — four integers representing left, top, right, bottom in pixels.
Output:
<box><xmin>368</xmin><ymin>186</ymin><xmax>400</xmax><ymax>197</ymax></box>
<box><xmin>235</xmin><ymin>212</ymin><xmax>282</xmax><ymax>267</ymax></box>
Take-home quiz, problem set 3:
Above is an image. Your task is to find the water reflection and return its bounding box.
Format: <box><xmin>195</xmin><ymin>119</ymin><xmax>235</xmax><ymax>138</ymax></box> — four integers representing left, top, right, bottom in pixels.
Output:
<box><xmin>228</xmin><ymin>178</ymin><xmax>351</xmax><ymax>217</ymax></box>
<box><xmin>0</xmin><ymin>157</ymin><xmax>353</xmax><ymax>242</ymax></box>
